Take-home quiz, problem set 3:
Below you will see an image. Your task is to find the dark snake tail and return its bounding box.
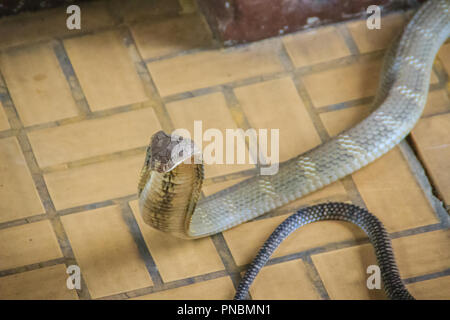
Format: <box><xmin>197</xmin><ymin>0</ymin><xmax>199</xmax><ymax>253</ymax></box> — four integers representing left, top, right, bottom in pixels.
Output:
<box><xmin>234</xmin><ymin>202</ymin><xmax>415</xmax><ymax>300</ymax></box>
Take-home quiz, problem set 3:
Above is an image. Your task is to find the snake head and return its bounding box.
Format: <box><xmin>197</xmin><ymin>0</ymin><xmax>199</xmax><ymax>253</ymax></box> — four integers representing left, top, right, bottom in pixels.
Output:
<box><xmin>147</xmin><ymin>130</ymin><xmax>201</xmax><ymax>173</ymax></box>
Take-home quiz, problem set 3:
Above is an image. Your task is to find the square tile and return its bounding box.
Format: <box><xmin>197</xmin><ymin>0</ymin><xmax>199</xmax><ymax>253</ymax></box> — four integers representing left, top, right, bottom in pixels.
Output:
<box><xmin>249</xmin><ymin>260</ymin><xmax>321</xmax><ymax>299</ymax></box>
<box><xmin>302</xmin><ymin>59</ymin><xmax>382</xmax><ymax>107</ymax></box>
<box><xmin>352</xmin><ymin>148</ymin><xmax>438</xmax><ymax>232</ymax></box>
<box><xmin>311</xmin><ymin>243</ymin><xmax>387</xmax><ymax>299</ymax></box>
<box><xmin>0</xmin><ymin>43</ymin><xmax>79</xmax><ymax>126</ymax></box>
<box><xmin>129</xmin><ymin>200</ymin><xmax>224</xmax><ymax>282</ymax></box>
<box><xmin>406</xmin><ymin>276</ymin><xmax>450</xmax><ymax>300</ymax></box>
<box><xmin>61</xmin><ymin>205</ymin><xmax>153</xmax><ymax>298</ymax></box>
<box><xmin>411</xmin><ymin>114</ymin><xmax>450</xmax><ymax>203</ymax></box>
<box><xmin>148</xmin><ymin>41</ymin><xmax>284</xmax><ymax>97</ymax></box>
<box><xmin>392</xmin><ymin>230</ymin><xmax>450</xmax><ymax>279</ymax></box>
<box><xmin>64</xmin><ymin>31</ymin><xmax>148</xmax><ymax>111</ymax></box>
<box><xmin>347</xmin><ymin>13</ymin><xmax>406</xmax><ymax>53</ymax></box>
<box><xmin>131</xmin><ymin>14</ymin><xmax>212</xmax><ymax>60</ymax></box>
<box><xmin>319</xmin><ymin>104</ymin><xmax>372</xmax><ymax>137</ymax></box>
<box><xmin>422</xmin><ymin>90</ymin><xmax>450</xmax><ymax>117</ymax></box>
<box><xmin>0</xmin><ymin>137</ymin><xmax>44</xmax><ymax>223</ymax></box>
<box><xmin>0</xmin><ymin>264</ymin><xmax>79</xmax><ymax>300</ymax></box>
<box><xmin>234</xmin><ymin>77</ymin><xmax>322</xmax><ymax>162</ymax></box>
<box><xmin>0</xmin><ymin>220</ymin><xmax>62</xmax><ymax>271</ymax></box>
<box><xmin>166</xmin><ymin>92</ymin><xmax>254</xmax><ymax>178</ymax></box>
<box><xmin>283</xmin><ymin>26</ymin><xmax>350</xmax><ymax>68</ymax></box>
<box><xmin>437</xmin><ymin>43</ymin><xmax>450</xmax><ymax>75</ymax></box>
<box><xmin>44</xmin><ymin>153</ymin><xmax>143</xmax><ymax>210</ymax></box>
<box><xmin>29</xmin><ymin>107</ymin><xmax>161</xmax><ymax>168</ymax></box>
<box><xmin>133</xmin><ymin>277</ymin><xmax>235</xmax><ymax>300</ymax></box>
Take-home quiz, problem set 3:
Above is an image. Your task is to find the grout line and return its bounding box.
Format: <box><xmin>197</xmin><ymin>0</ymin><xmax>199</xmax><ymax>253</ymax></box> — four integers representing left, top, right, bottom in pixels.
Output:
<box><xmin>398</xmin><ymin>141</ymin><xmax>450</xmax><ymax>226</ymax></box>
<box><xmin>121</xmin><ymin>26</ymin><xmax>175</xmax><ymax>133</ymax></box>
<box><xmin>336</xmin><ymin>24</ymin><xmax>361</xmax><ymax>56</ymax></box>
<box><xmin>101</xmin><ymin>270</ymin><xmax>231</xmax><ymax>300</ymax></box>
<box><xmin>210</xmin><ymin>233</ymin><xmax>244</xmax><ymax>292</ymax></box>
<box><xmin>0</xmin><ymin>71</ymin><xmax>91</xmax><ymax>299</ymax></box>
<box><xmin>120</xmin><ymin>202</ymin><xmax>164</xmax><ymax>288</ymax></box>
<box><xmin>221</xmin><ymin>85</ymin><xmax>262</xmax><ymax>174</ymax></box>
<box><xmin>302</xmin><ymin>256</ymin><xmax>331</xmax><ymax>300</ymax></box>
<box><xmin>52</xmin><ymin>39</ymin><xmax>91</xmax><ymax>115</ymax></box>
<box><xmin>403</xmin><ymin>268</ymin><xmax>450</xmax><ymax>285</ymax></box>
<box><xmin>0</xmin><ymin>258</ymin><xmax>66</xmax><ymax>278</ymax></box>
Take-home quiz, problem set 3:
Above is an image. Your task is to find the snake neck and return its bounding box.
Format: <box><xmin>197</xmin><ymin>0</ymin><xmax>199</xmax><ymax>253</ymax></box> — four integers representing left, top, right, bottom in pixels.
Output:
<box><xmin>139</xmin><ymin>160</ymin><xmax>204</xmax><ymax>239</ymax></box>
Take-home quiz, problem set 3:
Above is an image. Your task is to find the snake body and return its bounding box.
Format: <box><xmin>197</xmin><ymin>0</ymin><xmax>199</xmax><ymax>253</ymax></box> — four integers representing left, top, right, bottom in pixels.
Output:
<box><xmin>138</xmin><ymin>0</ymin><xmax>449</xmax><ymax>297</ymax></box>
<box><xmin>234</xmin><ymin>203</ymin><xmax>414</xmax><ymax>300</ymax></box>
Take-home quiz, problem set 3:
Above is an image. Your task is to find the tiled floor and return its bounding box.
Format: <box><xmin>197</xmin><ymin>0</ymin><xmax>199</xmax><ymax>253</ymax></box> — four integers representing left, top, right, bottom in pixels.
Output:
<box><xmin>0</xmin><ymin>1</ymin><xmax>449</xmax><ymax>300</ymax></box>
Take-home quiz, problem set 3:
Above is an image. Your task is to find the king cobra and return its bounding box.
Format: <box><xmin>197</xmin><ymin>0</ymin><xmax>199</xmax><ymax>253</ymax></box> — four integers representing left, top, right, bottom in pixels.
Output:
<box><xmin>138</xmin><ymin>0</ymin><xmax>450</xmax><ymax>299</ymax></box>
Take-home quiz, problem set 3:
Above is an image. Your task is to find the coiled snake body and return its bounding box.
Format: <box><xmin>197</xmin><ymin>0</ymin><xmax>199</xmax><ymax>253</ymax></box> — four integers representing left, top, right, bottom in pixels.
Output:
<box><xmin>138</xmin><ymin>0</ymin><xmax>450</xmax><ymax>299</ymax></box>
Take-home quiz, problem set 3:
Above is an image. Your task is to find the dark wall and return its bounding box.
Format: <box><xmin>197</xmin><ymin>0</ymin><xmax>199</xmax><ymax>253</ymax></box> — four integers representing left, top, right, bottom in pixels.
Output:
<box><xmin>0</xmin><ymin>0</ymin><xmax>93</xmax><ymax>18</ymax></box>
<box><xmin>198</xmin><ymin>0</ymin><xmax>425</xmax><ymax>44</ymax></box>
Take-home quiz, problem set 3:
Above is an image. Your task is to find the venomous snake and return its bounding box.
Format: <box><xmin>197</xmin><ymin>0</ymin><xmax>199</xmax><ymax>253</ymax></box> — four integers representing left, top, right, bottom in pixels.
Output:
<box><xmin>138</xmin><ymin>0</ymin><xmax>450</xmax><ymax>299</ymax></box>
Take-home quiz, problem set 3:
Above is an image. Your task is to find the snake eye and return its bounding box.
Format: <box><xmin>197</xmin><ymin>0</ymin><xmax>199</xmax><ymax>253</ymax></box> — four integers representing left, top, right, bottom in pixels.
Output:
<box><xmin>179</xmin><ymin>150</ymin><xmax>183</xmax><ymax>157</ymax></box>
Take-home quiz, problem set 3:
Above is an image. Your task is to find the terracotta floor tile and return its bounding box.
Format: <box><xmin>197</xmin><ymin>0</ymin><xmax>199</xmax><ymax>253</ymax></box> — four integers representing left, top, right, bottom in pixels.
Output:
<box><xmin>0</xmin><ymin>137</ymin><xmax>44</xmax><ymax>224</ymax></box>
<box><xmin>352</xmin><ymin>148</ymin><xmax>438</xmax><ymax>232</ymax></box>
<box><xmin>129</xmin><ymin>200</ymin><xmax>224</xmax><ymax>282</ymax></box>
<box><xmin>392</xmin><ymin>230</ymin><xmax>450</xmax><ymax>279</ymax></box>
<box><xmin>406</xmin><ymin>276</ymin><xmax>450</xmax><ymax>300</ymax></box>
<box><xmin>131</xmin><ymin>14</ymin><xmax>212</xmax><ymax>60</ymax></box>
<box><xmin>0</xmin><ymin>101</ymin><xmax>10</xmax><ymax>131</ymax></box>
<box><xmin>64</xmin><ymin>31</ymin><xmax>148</xmax><ymax>111</ymax></box>
<box><xmin>311</xmin><ymin>243</ymin><xmax>387</xmax><ymax>299</ymax></box>
<box><xmin>224</xmin><ymin>203</ymin><xmax>365</xmax><ymax>266</ymax></box>
<box><xmin>411</xmin><ymin>114</ymin><xmax>450</xmax><ymax>203</ymax></box>
<box><xmin>422</xmin><ymin>90</ymin><xmax>450</xmax><ymax>117</ymax></box>
<box><xmin>320</xmin><ymin>104</ymin><xmax>372</xmax><ymax>137</ymax></box>
<box><xmin>312</xmin><ymin>229</ymin><xmax>450</xmax><ymax>299</ymax></box>
<box><xmin>249</xmin><ymin>259</ymin><xmax>321</xmax><ymax>299</ymax></box>
<box><xmin>234</xmin><ymin>77</ymin><xmax>322</xmax><ymax>162</ymax></box>
<box><xmin>166</xmin><ymin>92</ymin><xmax>254</xmax><ymax>178</ymax></box>
<box><xmin>320</xmin><ymin>105</ymin><xmax>438</xmax><ymax>232</ymax></box>
<box><xmin>302</xmin><ymin>59</ymin><xmax>382</xmax><ymax>108</ymax></box>
<box><xmin>0</xmin><ymin>264</ymin><xmax>78</xmax><ymax>300</ymax></box>
<box><xmin>0</xmin><ymin>43</ymin><xmax>79</xmax><ymax>126</ymax></box>
<box><xmin>148</xmin><ymin>41</ymin><xmax>284</xmax><ymax>97</ymax></box>
<box><xmin>61</xmin><ymin>205</ymin><xmax>153</xmax><ymax>298</ymax></box>
<box><xmin>437</xmin><ymin>43</ymin><xmax>450</xmax><ymax>74</ymax></box>
<box><xmin>0</xmin><ymin>2</ymin><xmax>115</xmax><ymax>50</ymax></box>
<box><xmin>44</xmin><ymin>153</ymin><xmax>143</xmax><ymax>210</ymax></box>
<box><xmin>133</xmin><ymin>277</ymin><xmax>235</xmax><ymax>300</ymax></box>
<box><xmin>347</xmin><ymin>13</ymin><xmax>406</xmax><ymax>53</ymax></box>
<box><xmin>0</xmin><ymin>220</ymin><xmax>62</xmax><ymax>271</ymax></box>
<box><xmin>29</xmin><ymin>108</ymin><xmax>160</xmax><ymax>168</ymax></box>
<box><xmin>283</xmin><ymin>26</ymin><xmax>351</xmax><ymax>68</ymax></box>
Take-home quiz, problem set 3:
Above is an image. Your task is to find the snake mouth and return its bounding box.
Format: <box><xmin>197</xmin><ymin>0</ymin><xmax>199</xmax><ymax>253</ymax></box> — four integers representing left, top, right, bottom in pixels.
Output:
<box><xmin>148</xmin><ymin>130</ymin><xmax>201</xmax><ymax>173</ymax></box>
